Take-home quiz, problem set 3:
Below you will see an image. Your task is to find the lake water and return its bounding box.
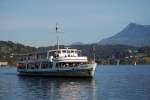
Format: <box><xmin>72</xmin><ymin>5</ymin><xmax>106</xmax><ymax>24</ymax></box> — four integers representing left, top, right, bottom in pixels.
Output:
<box><xmin>0</xmin><ymin>65</ymin><xmax>150</xmax><ymax>100</ymax></box>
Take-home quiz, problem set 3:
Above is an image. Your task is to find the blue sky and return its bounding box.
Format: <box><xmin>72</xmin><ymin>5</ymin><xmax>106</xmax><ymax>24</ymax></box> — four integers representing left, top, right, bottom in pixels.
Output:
<box><xmin>0</xmin><ymin>0</ymin><xmax>150</xmax><ymax>47</ymax></box>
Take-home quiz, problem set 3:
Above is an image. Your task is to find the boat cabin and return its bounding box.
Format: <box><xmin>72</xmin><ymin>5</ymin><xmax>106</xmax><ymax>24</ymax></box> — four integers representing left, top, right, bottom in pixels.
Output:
<box><xmin>48</xmin><ymin>48</ymin><xmax>81</xmax><ymax>58</ymax></box>
<box><xmin>17</xmin><ymin>48</ymin><xmax>88</xmax><ymax>70</ymax></box>
<box><xmin>20</xmin><ymin>52</ymin><xmax>47</xmax><ymax>61</ymax></box>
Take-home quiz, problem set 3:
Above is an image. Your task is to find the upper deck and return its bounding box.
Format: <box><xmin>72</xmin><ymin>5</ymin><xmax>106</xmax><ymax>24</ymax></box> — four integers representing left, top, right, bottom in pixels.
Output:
<box><xmin>20</xmin><ymin>48</ymin><xmax>88</xmax><ymax>63</ymax></box>
<box><xmin>48</xmin><ymin>48</ymin><xmax>87</xmax><ymax>62</ymax></box>
<box><xmin>48</xmin><ymin>48</ymin><xmax>81</xmax><ymax>57</ymax></box>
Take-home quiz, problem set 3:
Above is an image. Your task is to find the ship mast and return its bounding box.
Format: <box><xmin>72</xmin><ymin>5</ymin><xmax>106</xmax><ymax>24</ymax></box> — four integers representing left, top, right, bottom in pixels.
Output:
<box><xmin>56</xmin><ymin>23</ymin><xmax>59</xmax><ymax>50</ymax></box>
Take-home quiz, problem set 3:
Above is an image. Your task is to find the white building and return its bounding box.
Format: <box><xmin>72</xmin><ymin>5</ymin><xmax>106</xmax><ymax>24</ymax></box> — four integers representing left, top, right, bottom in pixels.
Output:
<box><xmin>0</xmin><ymin>61</ymin><xmax>8</xmax><ymax>66</ymax></box>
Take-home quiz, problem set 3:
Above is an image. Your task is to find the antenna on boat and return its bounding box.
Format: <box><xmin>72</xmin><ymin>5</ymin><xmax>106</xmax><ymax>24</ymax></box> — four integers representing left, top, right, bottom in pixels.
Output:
<box><xmin>92</xmin><ymin>46</ymin><xmax>96</xmax><ymax>62</ymax></box>
<box><xmin>56</xmin><ymin>23</ymin><xmax>59</xmax><ymax>50</ymax></box>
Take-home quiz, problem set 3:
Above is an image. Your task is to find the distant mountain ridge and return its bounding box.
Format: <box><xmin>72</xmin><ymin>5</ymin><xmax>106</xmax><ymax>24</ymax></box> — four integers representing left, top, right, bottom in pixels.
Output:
<box><xmin>0</xmin><ymin>41</ymin><xmax>37</xmax><ymax>55</ymax></box>
<box><xmin>99</xmin><ymin>23</ymin><xmax>150</xmax><ymax>47</ymax></box>
<box><xmin>71</xmin><ymin>42</ymin><xmax>85</xmax><ymax>45</ymax></box>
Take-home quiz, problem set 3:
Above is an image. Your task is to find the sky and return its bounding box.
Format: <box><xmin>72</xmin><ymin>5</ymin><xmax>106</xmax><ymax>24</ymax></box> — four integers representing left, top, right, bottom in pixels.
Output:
<box><xmin>0</xmin><ymin>0</ymin><xmax>150</xmax><ymax>47</ymax></box>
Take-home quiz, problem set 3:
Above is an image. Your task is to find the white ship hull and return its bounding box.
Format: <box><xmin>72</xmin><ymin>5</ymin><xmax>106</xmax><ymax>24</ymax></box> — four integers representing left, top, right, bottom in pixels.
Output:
<box><xmin>17</xmin><ymin>63</ymin><xmax>97</xmax><ymax>77</ymax></box>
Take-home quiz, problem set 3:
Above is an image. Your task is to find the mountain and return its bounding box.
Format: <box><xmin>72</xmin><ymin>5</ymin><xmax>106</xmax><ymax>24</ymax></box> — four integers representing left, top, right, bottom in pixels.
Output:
<box><xmin>0</xmin><ymin>41</ymin><xmax>37</xmax><ymax>56</ymax></box>
<box><xmin>0</xmin><ymin>41</ymin><xmax>37</xmax><ymax>65</ymax></box>
<box><xmin>99</xmin><ymin>23</ymin><xmax>150</xmax><ymax>47</ymax></box>
<box><xmin>71</xmin><ymin>42</ymin><xmax>84</xmax><ymax>45</ymax></box>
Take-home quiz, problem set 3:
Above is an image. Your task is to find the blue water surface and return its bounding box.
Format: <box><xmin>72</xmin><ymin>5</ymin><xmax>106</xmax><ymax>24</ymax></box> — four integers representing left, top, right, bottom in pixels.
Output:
<box><xmin>0</xmin><ymin>65</ymin><xmax>150</xmax><ymax>100</ymax></box>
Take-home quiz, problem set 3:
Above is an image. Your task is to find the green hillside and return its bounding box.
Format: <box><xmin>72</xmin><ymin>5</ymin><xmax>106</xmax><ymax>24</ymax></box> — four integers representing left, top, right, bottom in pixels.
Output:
<box><xmin>0</xmin><ymin>40</ymin><xmax>149</xmax><ymax>65</ymax></box>
<box><xmin>0</xmin><ymin>41</ymin><xmax>37</xmax><ymax>65</ymax></box>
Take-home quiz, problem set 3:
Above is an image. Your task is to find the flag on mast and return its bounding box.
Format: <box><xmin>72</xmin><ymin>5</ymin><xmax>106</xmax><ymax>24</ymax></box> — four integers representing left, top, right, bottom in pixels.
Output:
<box><xmin>92</xmin><ymin>46</ymin><xmax>96</xmax><ymax>61</ymax></box>
<box><xmin>56</xmin><ymin>23</ymin><xmax>59</xmax><ymax>32</ymax></box>
<box><xmin>92</xmin><ymin>46</ymin><xmax>96</xmax><ymax>53</ymax></box>
<box><xmin>56</xmin><ymin>23</ymin><xmax>59</xmax><ymax>49</ymax></box>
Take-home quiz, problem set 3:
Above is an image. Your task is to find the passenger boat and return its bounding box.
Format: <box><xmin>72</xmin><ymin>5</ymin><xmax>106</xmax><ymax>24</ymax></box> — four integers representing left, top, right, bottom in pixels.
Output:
<box><xmin>16</xmin><ymin>24</ymin><xmax>97</xmax><ymax>77</ymax></box>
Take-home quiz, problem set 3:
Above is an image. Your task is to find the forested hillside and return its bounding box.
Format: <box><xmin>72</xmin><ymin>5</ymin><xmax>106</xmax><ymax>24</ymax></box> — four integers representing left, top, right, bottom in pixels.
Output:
<box><xmin>0</xmin><ymin>41</ymin><xmax>37</xmax><ymax>65</ymax></box>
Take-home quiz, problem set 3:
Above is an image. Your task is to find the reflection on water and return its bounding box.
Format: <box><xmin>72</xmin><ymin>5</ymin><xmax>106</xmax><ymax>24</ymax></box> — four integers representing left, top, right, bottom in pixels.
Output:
<box><xmin>17</xmin><ymin>77</ymin><xmax>96</xmax><ymax>100</ymax></box>
<box><xmin>0</xmin><ymin>68</ymin><xmax>96</xmax><ymax>100</ymax></box>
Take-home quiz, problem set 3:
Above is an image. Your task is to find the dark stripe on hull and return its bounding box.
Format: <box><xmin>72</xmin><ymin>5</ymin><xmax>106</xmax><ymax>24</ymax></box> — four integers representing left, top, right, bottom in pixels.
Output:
<box><xmin>17</xmin><ymin>69</ymin><xmax>94</xmax><ymax>77</ymax></box>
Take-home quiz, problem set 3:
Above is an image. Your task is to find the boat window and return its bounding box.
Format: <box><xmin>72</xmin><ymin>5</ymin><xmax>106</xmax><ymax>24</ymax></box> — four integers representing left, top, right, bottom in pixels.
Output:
<box><xmin>57</xmin><ymin>50</ymin><xmax>60</xmax><ymax>53</ymax></box>
<box><xmin>67</xmin><ymin>50</ymin><xmax>70</xmax><ymax>53</ymax></box>
<box><xmin>55</xmin><ymin>62</ymin><xmax>84</xmax><ymax>68</ymax></box>
<box><xmin>78</xmin><ymin>50</ymin><xmax>82</xmax><ymax>56</ymax></box>
<box><xmin>54</xmin><ymin>51</ymin><xmax>56</xmax><ymax>54</ymax></box>
<box><xmin>48</xmin><ymin>62</ymin><xmax>52</xmax><ymax>68</ymax></box>
<box><xmin>41</xmin><ymin>61</ymin><xmax>52</xmax><ymax>69</ymax></box>
<box><xmin>49</xmin><ymin>51</ymin><xmax>55</xmax><ymax>56</ymax></box>
<box><xmin>71</xmin><ymin>50</ymin><xmax>74</xmax><ymax>53</ymax></box>
<box><xmin>40</xmin><ymin>53</ymin><xmax>47</xmax><ymax>59</ymax></box>
<box><xmin>62</xmin><ymin>50</ymin><xmax>66</xmax><ymax>53</ymax></box>
<box><xmin>20</xmin><ymin>58</ymin><xmax>23</xmax><ymax>61</ymax></box>
<box><xmin>36</xmin><ymin>55</ymin><xmax>39</xmax><ymax>59</ymax></box>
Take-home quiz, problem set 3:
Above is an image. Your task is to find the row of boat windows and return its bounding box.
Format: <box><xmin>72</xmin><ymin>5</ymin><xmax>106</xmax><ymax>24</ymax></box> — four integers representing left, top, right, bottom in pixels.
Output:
<box><xmin>59</xmin><ymin>50</ymin><xmax>77</xmax><ymax>53</ymax></box>
<box><xmin>50</xmin><ymin>50</ymin><xmax>78</xmax><ymax>54</ymax></box>
<box><xmin>20</xmin><ymin>50</ymin><xmax>82</xmax><ymax>61</ymax></box>
<box><xmin>55</xmin><ymin>62</ymin><xmax>87</xmax><ymax>68</ymax></box>
<box><xmin>48</xmin><ymin>50</ymin><xmax>81</xmax><ymax>57</ymax></box>
<box><xmin>18</xmin><ymin>62</ymin><xmax>87</xmax><ymax>69</ymax></box>
<box><xmin>18</xmin><ymin>62</ymin><xmax>52</xmax><ymax>69</ymax></box>
<box><xmin>20</xmin><ymin>55</ymin><xmax>47</xmax><ymax>61</ymax></box>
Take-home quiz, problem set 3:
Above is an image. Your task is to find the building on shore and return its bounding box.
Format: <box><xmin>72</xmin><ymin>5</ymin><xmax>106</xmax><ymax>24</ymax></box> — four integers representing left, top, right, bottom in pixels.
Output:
<box><xmin>0</xmin><ymin>61</ymin><xmax>8</xmax><ymax>66</ymax></box>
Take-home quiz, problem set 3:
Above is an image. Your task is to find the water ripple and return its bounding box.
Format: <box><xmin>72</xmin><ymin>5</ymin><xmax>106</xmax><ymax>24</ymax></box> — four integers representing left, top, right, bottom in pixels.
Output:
<box><xmin>0</xmin><ymin>65</ymin><xmax>150</xmax><ymax>100</ymax></box>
